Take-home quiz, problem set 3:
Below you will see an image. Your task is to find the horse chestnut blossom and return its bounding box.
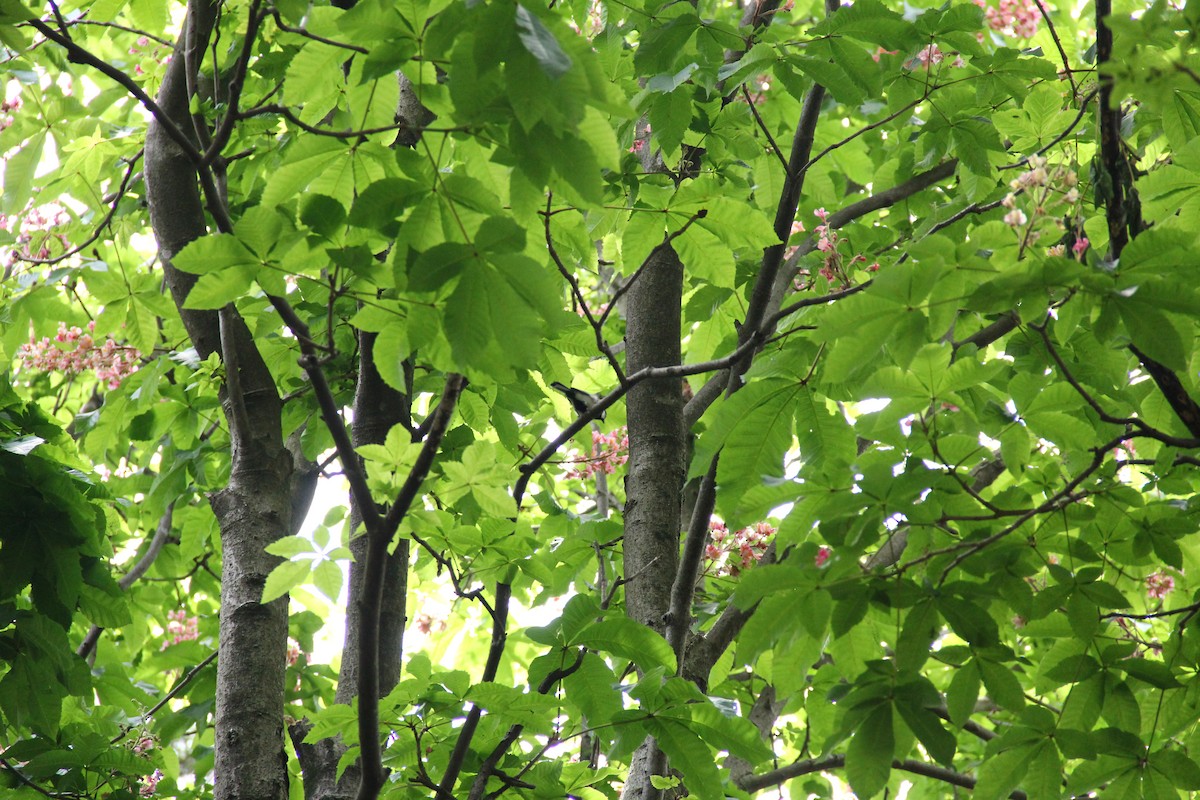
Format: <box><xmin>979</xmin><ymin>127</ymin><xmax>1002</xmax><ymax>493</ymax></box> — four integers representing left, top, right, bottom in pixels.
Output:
<box><xmin>1001</xmin><ymin>155</ymin><xmax>1084</xmax><ymax>253</ymax></box>
<box><xmin>564</xmin><ymin>425</ymin><xmax>629</xmax><ymax>480</ymax></box>
<box><xmin>160</xmin><ymin>609</ymin><xmax>199</xmax><ymax>650</ymax></box>
<box><xmin>1146</xmin><ymin>570</ymin><xmax>1175</xmax><ymax>601</ymax></box>
<box><xmin>706</xmin><ymin>519</ymin><xmax>774</xmax><ymax>577</ymax></box>
<box><xmin>140</xmin><ymin>769</ymin><xmax>163</xmax><ymax>797</ymax></box>
<box><xmin>815</xmin><ymin>545</ymin><xmax>833</xmax><ymax>567</ymax></box>
<box><xmin>975</xmin><ymin>0</ymin><xmax>1040</xmax><ymax>38</ymax></box>
<box><xmin>17</xmin><ymin>321</ymin><xmax>140</xmax><ymax>389</ymax></box>
<box><xmin>1</xmin><ymin>203</ymin><xmax>72</xmax><ymax>264</ymax></box>
<box><xmin>0</xmin><ymin>92</ymin><xmax>19</xmax><ymax>131</ymax></box>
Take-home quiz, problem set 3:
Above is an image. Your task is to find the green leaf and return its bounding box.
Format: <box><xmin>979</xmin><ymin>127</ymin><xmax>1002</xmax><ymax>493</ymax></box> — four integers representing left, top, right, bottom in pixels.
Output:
<box><xmin>573</xmin><ymin>618</ymin><xmax>676</xmax><ymax>673</ymax></box>
<box><xmin>845</xmin><ymin>704</ymin><xmax>894</xmax><ymax>799</ymax></box>
<box><xmin>182</xmin><ymin>266</ymin><xmax>257</xmax><ymax>310</ymax></box>
<box><xmin>1114</xmin><ymin>658</ymin><xmax>1181</xmax><ymax>689</ymax></box>
<box><xmin>895</xmin><ymin>700</ymin><xmax>956</xmax><ymax>765</ymax></box>
<box><xmin>172</xmin><ymin>234</ymin><xmax>259</xmax><ymax>275</ymax></box>
<box><xmin>646</xmin><ymin>717</ymin><xmax>722</xmax><ymax>800</ymax></box>
<box><xmin>978</xmin><ymin>658</ymin><xmax>1026</xmax><ymax>712</ymax></box>
<box><xmin>946</xmin><ymin>661</ymin><xmax>981</xmax><ymax>727</ymax></box>
<box><xmin>1045</xmin><ymin>652</ymin><xmax>1102</xmax><ymax>687</ymax></box>
<box><xmin>262</xmin><ymin>559</ymin><xmax>312</xmax><ymax>603</ymax></box>
<box><xmin>714</xmin><ymin>388</ymin><xmax>797</xmax><ymax>496</ymax></box>
<box><xmin>664</xmin><ymin>701</ymin><xmax>773</xmax><ymax>764</ymax></box>
<box><xmin>1</xmin><ymin>131</ymin><xmax>45</xmax><ymax>214</ymax></box>
<box><xmin>808</xmin><ymin>0</ymin><xmax>917</xmax><ymax>47</ymax></box>
<box><xmin>1152</xmin><ymin>748</ymin><xmax>1200</xmax><ymax>790</ymax></box>
<box><xmin>515</xmin><ymin>5</ymin><xmax>572</xmax><ymax>78</ymax></box>
<box><xmin>975</xmin><ymin>743</ymin><xmax>1040</xmax><ymax>800</ymax></box>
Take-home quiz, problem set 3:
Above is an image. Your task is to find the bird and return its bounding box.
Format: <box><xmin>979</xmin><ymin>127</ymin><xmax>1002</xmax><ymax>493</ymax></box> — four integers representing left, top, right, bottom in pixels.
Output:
<box><xmin>549</xmin><ymin>381</ymin><xmax>606</xmax><ymax>421</ymax></box>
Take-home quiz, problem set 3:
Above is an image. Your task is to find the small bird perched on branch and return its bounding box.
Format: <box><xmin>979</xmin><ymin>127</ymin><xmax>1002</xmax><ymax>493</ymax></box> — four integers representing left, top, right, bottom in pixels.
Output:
<box><xmin>550</xmin><ymin>382</ymin><xmax>606</xmax><ymax>421</ymax></box>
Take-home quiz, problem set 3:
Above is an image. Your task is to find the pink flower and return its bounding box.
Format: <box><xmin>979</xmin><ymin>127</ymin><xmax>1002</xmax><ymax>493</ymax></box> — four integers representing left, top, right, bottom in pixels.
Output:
<box><xmin>975</xmin><ymin>0</ymin><xmax>1039</xmax><ymax>38</ymax></box>
<box><xmin>1003</xmin><ymin>209</ymin><xmax>1028</xmax><ymax>228</ymax></box>
<box><xmin>1072</xmin><ymin>237</ymin><xmax>1089</xmax><ymax>259</ymax></box>
<box><xmin>1146</xmin><ymin>571</ymin><xmax>1175</xmax><ymax>600</ymax></box>
<box><xmin>160</xmin><ymin>610</ymin><xmax>199</xmax><ymax>650</ymax></box>
<box><xmin>140</xmin><ymin>770</ymin><xmax>163</xmax><ymax>797</ymax></box>
<box><xmin>17</xmin><ymin>322</ymin><xmax>140</xmax><ymax>389</ymax></box>
<box><xmin>914</xmin><ymin>44</ymin><xmax>944</xmax><ymax>67</ymax></box>
<box><xmin>815</xmin><ymin>545</ymin><xmax>832</xmax><ymax>567</ymax></box>
<box><xmin>564</xmin><ymin>426</ymin><xmax>629</xmax><ymax>479</ymax></box>
<box><xmin>707</xmin><ymin>519</ymin><xmax>774</xmax><ymax>576</ymax></box>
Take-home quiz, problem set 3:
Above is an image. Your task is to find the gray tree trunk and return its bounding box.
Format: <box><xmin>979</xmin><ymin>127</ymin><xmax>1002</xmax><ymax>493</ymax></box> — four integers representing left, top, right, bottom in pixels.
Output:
<box><xmin>620</xmin><ymin>245</ymin><xmax>686</xmax><ymax>800</ymax></box>
<box><xmin>146</xmin><ymin>4</ymin><xmax>297</xmax><ymax>798</ymax></box>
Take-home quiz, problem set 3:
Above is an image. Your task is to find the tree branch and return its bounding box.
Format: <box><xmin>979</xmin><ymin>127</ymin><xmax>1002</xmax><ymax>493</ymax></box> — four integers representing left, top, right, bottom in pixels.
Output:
<box><xmin>357</xmin><ymin>373</ymin><xmax>466</xmax><ymax>800</ymax></box>
<box><xmin>738</xmin><ymin>753</ymin><xmax>1027</xmax><ymax>799</ymax></box>
<box><xmin>77</xmin><ymin>502</ymin><xmax>176</xmax><ymax>660</ymax></box>
<box><xmin>28</xmin><ymin>18</ymin><xmax>203</xmax><ymax>165</ymax></box>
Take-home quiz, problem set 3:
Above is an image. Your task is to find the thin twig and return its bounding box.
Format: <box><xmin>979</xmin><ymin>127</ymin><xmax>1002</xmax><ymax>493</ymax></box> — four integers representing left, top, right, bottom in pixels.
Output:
<box><xmin>513</xmin><ymin>333</ymin><xmax>764</xmax><ymax>505</ymax></box>
<box><xmin>240</xmin><ymin>103</ymin><xmax>468</xmax><ymax>139</ymax></box>
<box><xmin>742</xmin><ymin>84</ymin><xmax>789</xmax><ymax>172</ymax></box>
<box><xmin>596</xmin><ymin>209</ymin><xmax>709</xmax><ymax>331</ymax></box>
<box><xmin>204</xmin><ymin>0</ymin><xmax>266</xmax><ymax>165</ymax></box>
<box><xmin>111</xmin><ymin>651</ymin><xmax>219</xmax><ymax>744</ymax></box>
<box><xmin>16</xmin><ymin>152</ymin><xmax>143</xmax><ymax>266</ymax></box>
<box><xmin>27</xmin><ymin>19</ymin><xmax>203</xmax><ymax>165</ymax></box>
<box><xmin>1031</xmin><ymin>0</ymin><xmax>1077</xmax><ymax>95</ymax></box>
<box><xmin>67</xmin><ymin>19</ymin><xmax>175</xmax><ymax>47</ymax></box>
<box><xmin>269</xmin><ymin>7</ymin><xmax>370</xmax><ymax>53</ymax></box>
<box><xmin>437</xmin><ymin>581</ymin><xmax>513</xmax><ymax>798</ymax></box>
<box><xmin>543</xmin><ymin>195</ymin><xmax>626</xmax><ymax>383</ymax></box>
<box><xmin>77</xmin><ymin>502</ymin><xmax>177</xmax><ymax>660</ymax></box>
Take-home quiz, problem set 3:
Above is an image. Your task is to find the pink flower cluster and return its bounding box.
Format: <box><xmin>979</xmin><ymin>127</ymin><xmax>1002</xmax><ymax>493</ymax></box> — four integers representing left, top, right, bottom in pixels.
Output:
<box><xmin>18</xmin><ymin>321</ymin><xmax>141</xmax><ymax>389</ymax></box>
<box><xmin>1146</xmin><ymin>570</ymin><xmax>1175</xmax><ymax>601</ymax></box>
<box><xmin>160</xmin><ymin>610</ymin><xmax>199</xmax><ymax>650</ymax></box>
<box><xmin>1</xmin><ymin>203</ymin><xmax>72</xmax><ymax>265</ymax></box>
<box><xmin>140</xmin><ymin>769</ymin><xmax>163</xmax><ymax>797</ymax></box>
<box><xmin>129</xmin><ymin>36</ymin><xmax>171</xmax><ymax>76</ymax></box>
<box><xmin>414</xmin><ymin>611</ymin><xmax>448</xmax><ymax>635</ymax></box>
<box><xmin>286</xmin><ymin>638</ymin><xmax>304</xmax><ymax>667</ymax></box>
<box><xmin>132</xmin><ymin>736</ymin><xmax>155</xmax><ymax>756</ymax></box>
<box><xmin>975</xmin><ymin>0</ymin><xmax>1040</xmax><ymax>38</ymax></box>
<box><xmin>999</xmin><ymin>155</ymin><xmax>1085</xmax><ymax>256</ymax></box>
<box><xmin>815</xmin><ymin>545</ymin><xmax>832</xmax><ymax>567</ymax></box>
<box><xmin>567</xmin><ymin>0</ymin><xmax>605</xmax><ymax>38</ymax></box>
<box><xmin>706</xmin><ymin>519</ymin><xmax>774</xmax><ymax>577</ymax></box>
<box><xmin>564</xmin><ymin>426</ymin><xmax>629</xmax><ymax>480</ymax></box>
<box><xmin>907</xmin><ymin>45</ymin><xmax>966</xmax><ymax>70</ymax></box>
<box><xmin>0</xmin><ymin>92</ymin><xmax>19</xmax><ymax>132</ymax></box>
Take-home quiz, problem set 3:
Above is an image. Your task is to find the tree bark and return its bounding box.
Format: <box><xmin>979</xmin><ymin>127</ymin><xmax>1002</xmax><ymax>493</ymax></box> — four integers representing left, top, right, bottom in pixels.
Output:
<box><xmin>146</xmin><ymin>4</ymin><xmax>295</xmax><ymax>798</ymax></box>
<box><xmin>620</xmin><ymin>244</ymin><xmax>686</xmax><ymax>800</ymax></box>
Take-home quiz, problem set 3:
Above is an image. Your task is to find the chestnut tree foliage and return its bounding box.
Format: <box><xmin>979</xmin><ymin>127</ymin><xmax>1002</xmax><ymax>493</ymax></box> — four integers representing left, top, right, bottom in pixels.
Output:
<box><xmin>5</xmin><ymin>0</ymin><xmax>1200</xmax><ymax>797</ymax></box>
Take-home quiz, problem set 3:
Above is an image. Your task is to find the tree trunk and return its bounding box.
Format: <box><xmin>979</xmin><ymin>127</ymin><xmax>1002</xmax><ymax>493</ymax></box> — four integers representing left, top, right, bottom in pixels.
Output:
<box><xmin>145</xmin><ymin>4</ymin><xmax>295</xmax><ymax>798</ymax></box>
<box><xmin>620</xmin><ymin>244</ymin><xmax>686</xmax><ymax>800</ymax></box>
